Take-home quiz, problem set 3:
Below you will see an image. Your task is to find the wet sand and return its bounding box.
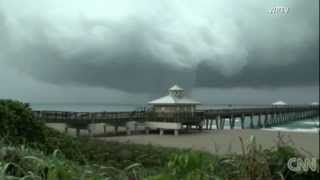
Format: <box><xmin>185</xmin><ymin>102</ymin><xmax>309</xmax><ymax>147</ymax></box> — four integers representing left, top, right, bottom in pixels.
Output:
<box><xmin>101</xmin><ymin>129</ymin><xmax>319</xmax><ymax>157</ymax></box>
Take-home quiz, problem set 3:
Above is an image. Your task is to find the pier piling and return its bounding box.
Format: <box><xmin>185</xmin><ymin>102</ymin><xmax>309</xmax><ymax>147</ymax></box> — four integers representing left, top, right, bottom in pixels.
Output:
<box><xmin>241</xmin><ymin>114</ymin><xmax>245</xmax><ymax>129</ymax></box>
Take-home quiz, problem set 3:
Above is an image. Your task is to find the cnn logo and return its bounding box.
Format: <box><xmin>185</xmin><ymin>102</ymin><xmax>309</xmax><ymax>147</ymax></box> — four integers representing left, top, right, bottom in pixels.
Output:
<box><xmin>287</xmin><ymin>158</ymin><xmax>319</xmax><ymax>172</ymax></box>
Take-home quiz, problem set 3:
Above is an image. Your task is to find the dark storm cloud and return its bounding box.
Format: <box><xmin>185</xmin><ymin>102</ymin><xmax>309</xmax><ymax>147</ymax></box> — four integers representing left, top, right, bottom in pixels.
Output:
<box><xmin>0</xmin><ymin>0</ymin><xmax>318</xmax><ymax>94</ymax></box>
<box><xmin>0</xmin><ymin>15</ymin><xmax>195</xmax><ymax>93</ymax></box>
<box><xmin>196</xmin><ymin>41</ymin><xmax>319</xmax><ymax>88</ymax></box>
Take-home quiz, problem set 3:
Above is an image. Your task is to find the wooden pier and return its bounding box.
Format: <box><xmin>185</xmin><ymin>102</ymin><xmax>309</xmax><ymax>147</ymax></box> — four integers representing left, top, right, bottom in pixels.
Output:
<box><xmin>32</xmin><ymin>105</ymin><xmax>319</xmax><ymax>136</ymax></box>
<box><xmin>200</xmin><ymin>105</ymin><xmax>319</xmax><ymax>130</ymax></box>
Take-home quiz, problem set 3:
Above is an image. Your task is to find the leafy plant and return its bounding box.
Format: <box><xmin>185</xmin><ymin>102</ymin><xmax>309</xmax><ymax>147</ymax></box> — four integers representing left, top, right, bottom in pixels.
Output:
<box><xmin>0</xmin><ymin>100</ymin><xmax>46</xmax><ymax>145</ymax></box>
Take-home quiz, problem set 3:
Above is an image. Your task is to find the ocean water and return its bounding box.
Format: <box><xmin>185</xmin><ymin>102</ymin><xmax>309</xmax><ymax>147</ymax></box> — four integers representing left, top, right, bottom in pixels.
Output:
<box><xmin>216</xmin><ymin>117</ymin><xmax>319</xmax><ymax>133</ymax></box>
<box><xmin>31</xmin><ymin>103</ymin><xmax>319</xmax><ymax>133</ymax></box>
<box><xmin>264</xmin><ymin>118</ymin><xmax>319</xmax><ymax>133</ymax></box>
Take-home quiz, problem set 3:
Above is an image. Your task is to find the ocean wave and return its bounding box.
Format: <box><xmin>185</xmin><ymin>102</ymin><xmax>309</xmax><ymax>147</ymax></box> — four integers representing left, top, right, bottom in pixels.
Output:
<box><xmin>263</xmin><ymin>127</ymin><xmax>319</xmax><ymax>133</ymax></box>
<box><xmin>302</xmin><ymin>121</ymin><xmax>320</xmax><ymax>126</ymax></box>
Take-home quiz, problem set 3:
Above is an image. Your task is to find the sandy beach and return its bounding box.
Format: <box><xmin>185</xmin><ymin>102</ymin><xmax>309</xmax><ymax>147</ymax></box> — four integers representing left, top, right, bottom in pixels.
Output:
<box><xmin>101</xmin><ymin>129</ymin><xmax>319</xmax><ymax>158</ymax></box>
<box><xmin>46</xmin><ymin>123</ymin><xmax>319</xmax><ymax>157</ymax></box>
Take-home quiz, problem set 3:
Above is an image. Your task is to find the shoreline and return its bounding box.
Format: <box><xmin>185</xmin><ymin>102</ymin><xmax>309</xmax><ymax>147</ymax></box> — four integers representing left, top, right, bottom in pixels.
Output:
<box><xmin>46</xmin><ymin>123</ymin><xmax>319</xmax><ymax>157</ymax></box>
<box><xmin>100</xmin><ymin>129</ymin><xmax>319</xmax><ymax>158</ymax></box>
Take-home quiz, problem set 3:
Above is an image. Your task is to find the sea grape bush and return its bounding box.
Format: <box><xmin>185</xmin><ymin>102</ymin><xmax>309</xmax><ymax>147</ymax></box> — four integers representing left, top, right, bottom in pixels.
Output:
<box><xmin>0</xmin><ymin>100</ymin><xmax>46</xmax><ymax>145</ymax></box>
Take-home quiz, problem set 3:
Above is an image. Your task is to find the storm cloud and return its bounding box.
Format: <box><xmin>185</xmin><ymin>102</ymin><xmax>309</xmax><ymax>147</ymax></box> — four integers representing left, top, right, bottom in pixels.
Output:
<box><xmin>0</xmin><ymin>0</ymin><xmax>318</xmax><ymax>94</ymax></box>
<box><xmin>196</xmin><ymin>42</ymin><xmax>319</xmax><ymax>88</ymax></box>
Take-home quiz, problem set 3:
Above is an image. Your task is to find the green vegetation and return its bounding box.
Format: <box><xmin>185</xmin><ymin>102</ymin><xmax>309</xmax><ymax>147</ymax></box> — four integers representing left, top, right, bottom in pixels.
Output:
<box><xmin>0</xmin><ymin>99</ymin><xmax>319</xmax><ymax>179</ymax></box>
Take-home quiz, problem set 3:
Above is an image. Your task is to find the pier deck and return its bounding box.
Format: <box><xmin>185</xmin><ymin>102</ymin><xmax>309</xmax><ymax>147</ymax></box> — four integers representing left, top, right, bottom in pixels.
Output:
<box><xmin>32</xmin><ymin>105</ymin><xmax>319</xmax><ymax>136</ymax></box>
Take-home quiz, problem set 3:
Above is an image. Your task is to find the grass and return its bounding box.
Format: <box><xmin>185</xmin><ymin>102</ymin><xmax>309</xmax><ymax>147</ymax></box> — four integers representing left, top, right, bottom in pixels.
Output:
<box><xmin>0</xmin><ymin>143</ymin><xmax>145</xmax><ymax>179</ymax></box>
<box><xmin>2</xmin><ymin>136</ymin><xmax>318</xmax><ymax>180</ymax></box>
<box><xmin>1</xmin><ymin>99</ymin><xmax>319</xmax><ymax>179</ymax></box>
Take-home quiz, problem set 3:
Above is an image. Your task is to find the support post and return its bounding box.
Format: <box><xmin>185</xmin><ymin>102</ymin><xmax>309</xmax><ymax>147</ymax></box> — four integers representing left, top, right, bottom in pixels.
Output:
<box><xmin>160</xmin><ymin>129</ymin><xmax>164</xmax><ymax>136</ymax></box>
<box><xmin>299</xmin><ymin>112</ymin><xmax>302</xmax><ymax>120</ymax></box>
<box><xmin>198</xmin><ymin>124</ymin><xmax>202</xmax><ymax>131</ymax></box>
<box><xmin>145</xmin><ymin>128</ymin><xmax>150</xmax><ymax>134</ymax></box>
<box><xmin>215</xmin><ymin>118</ymin><xmax>218</xmax><ymax>129</ymax></box>
<box><xmin>270</xmin><ymin>113</ymin><xmax>274</xmax><ymax>126</ymax></box>
<box><xmin>174</xmin><ymin>129</ymin><xmax>179</xmax><ymax>136</ymax></box>
<box><xmin>220</xmin><ymin>117</ymin><xmax>225</xmax><ymax>130</ymax></box>
<box><xmin>216</xmin><ymin>115</ymin><xmax>221</xmax><ymax>129</ymax></box>
<box><xmin>264</xmin><ymin>114</ymin><xmax>269</xmax><ymax>128</ymax></box>
<box><xmin>250</xmin><ymin>114</ymin><xmax>254</xmax><ymax>129</ymax></box>
<box><xmin>103</xmin><ymin>125</ymin><xmax>107</xmax><ymax>134</ymax></box>
<box><xmin>288</xmin><ymin>112</ymin><xmax>291</xmax><ymax>122</ymax></box>
<box><xmin>241</xmin><ymin>114</ymin><xmax>245</xmax><ymax>129</ymax></box>
<box><xmin>127</xmin><ymin>129</ymin><xmax>131</xmax><ymax>135</ymax></box>
<box><xmin>258</xmin><ymin>114</ymin><xmax>262</xmax><ymax>128</ymax></box>
<box><xmin>230</xmin><ymin>115</ymin><xmax>235</xmax><ymax>129</ymax></box>
<box><xmin>209</xmin><ymin>119</ymin><xmax>213</xmax><ymax>130</ymax></box>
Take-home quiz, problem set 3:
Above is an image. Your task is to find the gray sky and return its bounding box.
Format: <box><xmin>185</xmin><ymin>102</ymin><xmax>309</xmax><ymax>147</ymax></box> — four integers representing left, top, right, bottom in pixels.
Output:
<box><xmin>0</xmin><ymin>0</ymin><xmax>318</xmax><ymax>104</ymax></box>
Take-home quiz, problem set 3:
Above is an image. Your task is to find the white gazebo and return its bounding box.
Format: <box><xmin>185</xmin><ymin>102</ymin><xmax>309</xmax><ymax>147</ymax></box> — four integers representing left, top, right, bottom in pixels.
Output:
<box><xmin>148</xmin><ymin>84</ymin><xmax>200</xmax><ymax>113</ymax></box>
<box><xmin>272</xmin><ymin>101</ymin><xmax>288</xmax><ymax>106</ymax></box>
<box><xmin>143</xmin><ymin>84</ymin><xmax>201</xmax><ymax>136</ymax></box>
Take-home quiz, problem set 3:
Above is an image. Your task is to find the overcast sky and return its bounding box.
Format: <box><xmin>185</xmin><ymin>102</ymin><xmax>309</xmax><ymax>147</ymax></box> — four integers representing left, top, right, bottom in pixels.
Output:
<box><xmin>0</xmin><ymin>0</ymin><xmax>318</xmax><ymax>105</ymax></box>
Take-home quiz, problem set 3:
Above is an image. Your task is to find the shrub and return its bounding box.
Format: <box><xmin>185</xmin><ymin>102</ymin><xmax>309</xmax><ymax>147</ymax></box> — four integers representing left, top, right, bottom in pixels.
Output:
<box><xmin>0</xmin><ymin>99</ymin><xmax>46</xmax><ymax>145</ymax></box>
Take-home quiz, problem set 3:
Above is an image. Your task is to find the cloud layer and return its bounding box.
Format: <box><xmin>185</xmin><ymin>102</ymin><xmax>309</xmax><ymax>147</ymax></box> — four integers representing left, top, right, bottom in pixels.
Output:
<box><xmin>0</xmin><ymin>0</ymin><xmax>318</xmax><ymax>93</ymax></box>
